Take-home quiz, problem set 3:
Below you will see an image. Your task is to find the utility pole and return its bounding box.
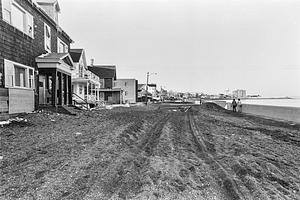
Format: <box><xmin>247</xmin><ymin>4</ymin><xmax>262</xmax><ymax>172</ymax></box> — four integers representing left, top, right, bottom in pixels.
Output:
<box><xmin>146</xmin><ymin>72</ymin><xmax>149</xmax><ymax>104</ymax></box>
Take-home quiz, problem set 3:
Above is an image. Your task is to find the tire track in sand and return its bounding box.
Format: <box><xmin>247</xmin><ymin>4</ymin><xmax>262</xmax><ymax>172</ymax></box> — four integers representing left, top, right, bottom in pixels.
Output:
<box><xmin>187</xmin><ymin>110</ymin><xmax>245</xmax><ymax>200</ymax></box>
<box><xmin>86</xmin><ymin>113</ymin><xmax>171</xmax><ymax>199</ymax></box>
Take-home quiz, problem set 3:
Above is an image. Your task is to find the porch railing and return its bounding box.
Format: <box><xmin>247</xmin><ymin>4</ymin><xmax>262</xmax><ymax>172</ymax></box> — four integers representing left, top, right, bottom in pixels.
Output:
<box><xmin>72</xmin><ymin>93</ymin><xmax>89</xmax><ymax>110</ymax></box>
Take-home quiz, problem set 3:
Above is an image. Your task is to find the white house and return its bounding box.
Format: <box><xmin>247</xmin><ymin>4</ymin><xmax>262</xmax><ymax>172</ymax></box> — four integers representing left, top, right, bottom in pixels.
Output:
<box><xmin>70</xmin><ymin>49</ymin><xmax>101</xmax><ymax>107</ymax></box>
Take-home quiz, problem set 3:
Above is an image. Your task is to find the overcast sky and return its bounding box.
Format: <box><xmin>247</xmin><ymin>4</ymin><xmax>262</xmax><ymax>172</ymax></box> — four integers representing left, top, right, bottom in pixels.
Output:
<box><xmin>58</xmin><ymin>0</ymin><xmax>300</xmax><ymax>97</ymax></box>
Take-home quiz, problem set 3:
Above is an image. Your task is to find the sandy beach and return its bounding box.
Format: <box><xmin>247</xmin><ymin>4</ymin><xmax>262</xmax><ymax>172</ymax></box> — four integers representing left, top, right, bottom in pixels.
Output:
<box><xmin>1</xmin><ymin>103</ymin><xmax>299</xmax><ymax>199</ymax></box>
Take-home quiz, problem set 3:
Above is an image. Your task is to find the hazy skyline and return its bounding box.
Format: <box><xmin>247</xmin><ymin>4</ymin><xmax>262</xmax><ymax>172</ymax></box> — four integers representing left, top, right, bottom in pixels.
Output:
<box><xmin>58</xmin><ymin>0</ymin><xmax>300</xmax><ymax>97</ymax></box>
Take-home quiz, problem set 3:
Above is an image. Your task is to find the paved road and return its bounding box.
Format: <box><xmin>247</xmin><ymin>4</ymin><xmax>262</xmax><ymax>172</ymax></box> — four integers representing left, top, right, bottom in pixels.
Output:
<box><xmin>1</xmin><ymin>103</ymin><xmax>300</xmax><ymax>199</ymax></box>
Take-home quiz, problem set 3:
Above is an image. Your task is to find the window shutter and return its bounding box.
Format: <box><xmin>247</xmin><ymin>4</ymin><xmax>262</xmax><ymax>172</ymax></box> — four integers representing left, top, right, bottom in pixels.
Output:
<box><xmin>4</xmin><ymin>60</ymin><xmax>14</xmax><ymax>87</ymax></box>
<box><xmin>2</xmin><ymin>0</ymin><xmax>12</xmax><ymax>10</ymax></box>
<box><xmin>2</xmin><ymin>0</ymin><xmax>12</xmax><ymax>23</ymax></box>
<box><xmin>27</xmin><ymin>13</ymin><xmax>34</xmax><ymax>37</ymax></box>
<box><xmin>44</xmin><ymin>24</ymin><xmax>51</xmax><ymax>52</ymax></box>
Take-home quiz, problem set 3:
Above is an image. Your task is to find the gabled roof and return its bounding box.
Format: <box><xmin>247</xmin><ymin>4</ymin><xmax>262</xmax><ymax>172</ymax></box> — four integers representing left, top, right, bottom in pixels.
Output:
<box><xmin>25</xmin><ymin>0</ymin><xmax>73</xmax><ymax>43</ymax></box>
<box><xmin>69</xmin><ymin>49</ymin><xmax>84</xmax><ymax>63</ymax></box>
<box><xmin>138</xmin><ymin>84</ymin><xmax>145</xmax><ymax>90</ymax></box>
<box><xmin>36</xmin><ymin>53</ymin><xmax>74</xmax><ymax>67</ymax></box>
<box><xmin>36</xmin><ymin>0</ymin><xmax>60</xmax><ymax>12</ymax></box>
<box><xmin>88</xmin><ymin>65</ymin><xmax>117</xmax><ymax>80</ymax></box>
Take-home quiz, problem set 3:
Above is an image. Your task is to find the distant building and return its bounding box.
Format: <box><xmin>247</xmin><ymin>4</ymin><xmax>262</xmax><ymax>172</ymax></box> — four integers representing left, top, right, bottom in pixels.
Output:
<box><xmin>70</xmin><ymin>49</ymin><xmax>101</xmax><ymax>106</ymax></box>
<box><xmin>138</xmin><ymin>83</ymin><xmax>157</xmax><ymax>101</ymax></box>
<box><xmin>114</xmin><ymin>79</ymin><xmax>138</xmax><ymax>103</ymax></box>
<box><xmin>88</xmin><ymin>65</ymin><xmax>122</xmax><ymax>104</ymax></box>
<box><xmin>232</xmin><ymin>89</ymin><xmax>246</xmax><ymax>98</ymax></box>
<box><xmin>158</xmin><ymin>88</ymin><xmax>168</xmax><ymax>101</ymax></box>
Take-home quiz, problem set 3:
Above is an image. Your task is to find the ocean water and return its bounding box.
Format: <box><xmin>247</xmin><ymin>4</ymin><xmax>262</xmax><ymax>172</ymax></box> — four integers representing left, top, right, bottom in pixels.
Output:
<box><xmin>227</xmin><ymin>98</ymin><xmax>300</xmax><ymax>108</ymax></box>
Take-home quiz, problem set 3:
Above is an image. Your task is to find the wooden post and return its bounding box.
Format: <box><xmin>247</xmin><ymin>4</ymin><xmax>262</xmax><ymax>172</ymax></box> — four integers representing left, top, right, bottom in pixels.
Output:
<box><xmin>68</xmin><ymin>75</ymin><xmax>72</xmax><ymax>105</ymax></box>
<box><xmin>97</xmin><ymin>85</ymin><xmax>99</xmax><ymax>101</ymax></box>
<box><xmin>51</xmin><ymin>70</ymin><xmax>57</xmax><ymax>107</ymax></box>
<box><xmin>58</xmin><ymin>72</ymin><xmax>62</xmax><ymax>105</ymax></box>
<box><xmin>63</xmin><ymin>74</ymin><xmax>67</xmax><ymax>105</ymax></box>
<box><xmin>86</xmin><ymin>81</ymin><xmax>89</xmax><ymax>101</ymax></box>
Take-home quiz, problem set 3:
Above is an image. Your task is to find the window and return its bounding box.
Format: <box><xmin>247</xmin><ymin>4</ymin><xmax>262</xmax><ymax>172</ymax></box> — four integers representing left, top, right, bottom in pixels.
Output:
<box><xmin>79</xmin><ymin>85</ymin><xmax>83</xmax><ymax>94</ymax></box>
<box><xmin>78</xmin><ymin>65</ymin><xmax>83</xmax><ymax>77</ymax></box>
<box><xmin>2</xmin><ymin>0</ymin><xmax>12</xmax><ymax>23</ymax></box>
<box><xmin>44</xmin><ymin>23</ymin><xmax>51</xmax><ymax>52</ymax></box>
<box><xmin>100</xmin><ymin>79</ymin><xmax>104</xmax><ymax>88</ymax></box>
<box><xmin>57</xmin><ymin>38</ymin><xmax>68</xmax><ymax>53</ymax></box>
<box><xmin>14</xmin><ymin>65</ymin><xmax>26</xmax><ymax>87</ymax></box>
<box><xmin>11</xmin><ymin>3</ymin><xmax>25</xmax><ymax>32</ymax></box>
<box><xmin>0</xmin><ymin>63</ymin><xmax>4</xmax><ymax>87</ymax></box>
<box><xmin>29</xmin><ymin>69</ymin><xmax>34</xmax><ymax>88</ymax></box>
<box><xmin>4</xmin><ymin>59</ymin><xmax>34</xmax><ymax>89</ymax></box>
<box><xmin>1</xmin><ymin>0</ymin><xmax>34</xmax><ymax>37</ymax></box>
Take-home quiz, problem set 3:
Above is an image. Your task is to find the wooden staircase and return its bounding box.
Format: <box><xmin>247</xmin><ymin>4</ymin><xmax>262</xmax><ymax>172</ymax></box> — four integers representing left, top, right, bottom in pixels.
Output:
<box><xmin>72</xmin><ymin>93</ymin><xmax>90</xmax><ymax>110</ymax></box>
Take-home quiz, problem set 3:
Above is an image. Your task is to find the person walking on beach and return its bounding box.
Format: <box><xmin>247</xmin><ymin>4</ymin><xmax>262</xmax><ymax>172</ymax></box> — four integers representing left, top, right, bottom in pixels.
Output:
<box><xmin>232</xmin><ymin>99</ymin><xmax>237</xmax><ymax>112</ymax></box>
<box><xmin>237</xmin><ymin>99</ymin><xmax>242</xmax><ymax>112</ymax></box>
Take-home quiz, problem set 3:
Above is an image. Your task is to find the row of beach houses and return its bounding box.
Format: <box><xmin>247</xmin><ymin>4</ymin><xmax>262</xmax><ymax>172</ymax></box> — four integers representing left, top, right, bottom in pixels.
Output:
<box><xmin>0</xmin><ymin>0</ymin><xmax>140</xmax><ymax>119</ymax></box>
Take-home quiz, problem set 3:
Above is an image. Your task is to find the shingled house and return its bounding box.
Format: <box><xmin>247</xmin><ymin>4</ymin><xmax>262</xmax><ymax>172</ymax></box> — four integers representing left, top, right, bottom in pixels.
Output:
<box><xmin>0</xmin><ymin>0</ymin><xmax>74</xmax><ymax>118</ymax></box>
<box><xmin>70</xmin><ymin>49</ymin><xmax>101</xmax><ymax>108</ymax></box>
<box><xmin>88</xmin><ymin>65</ymin><xmax>122</xmax><ymax>104</ymax></box>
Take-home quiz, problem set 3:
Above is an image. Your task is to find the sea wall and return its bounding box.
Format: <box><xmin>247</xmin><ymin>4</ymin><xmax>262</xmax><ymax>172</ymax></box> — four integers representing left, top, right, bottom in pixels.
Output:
<box><xmin>214</xmin><ymin>101</ymin><xmax>300</xmax><ymax>123</ymax></box>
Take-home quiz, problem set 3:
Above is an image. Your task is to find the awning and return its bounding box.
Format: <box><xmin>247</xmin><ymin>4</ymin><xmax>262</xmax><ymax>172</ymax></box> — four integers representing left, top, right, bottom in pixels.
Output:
<box><xmin>35</xmin><ymin>53</ymin><xmax>74</xmax><ymax>75</ymax></box>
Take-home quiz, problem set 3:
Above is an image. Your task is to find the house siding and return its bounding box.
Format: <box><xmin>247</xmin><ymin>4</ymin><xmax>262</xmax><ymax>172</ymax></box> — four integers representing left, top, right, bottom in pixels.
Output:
<box><xmin>114</xmin><ymin>79</ymin><xmax>138</xmax><ymax>103</ymax></box>
<box><xmin>104</xmin><ymin>78</ymin><xmax>113</xmax><ymax>89</ymax></box>
<box><xmin>0</xmin><ymin>0</ymin><xmax>71</xmax><ymax>70</ymax></box>
<box><xmin>8</xmin><ymin>88</ymin><xmax>34</xmax><ymax>114</ymax></box>
<box><xmin>0</xmin><ymin>0</ymin><xmax>72</xmax><ymax>113</ymax></box>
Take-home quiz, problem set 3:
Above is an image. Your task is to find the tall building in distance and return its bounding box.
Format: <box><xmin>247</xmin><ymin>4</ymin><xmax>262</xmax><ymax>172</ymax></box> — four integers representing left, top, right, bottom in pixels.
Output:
<box><xmin>232</xmin><ymin>89</ymin><xmax>247</xmax><ymax>98</ymax></box>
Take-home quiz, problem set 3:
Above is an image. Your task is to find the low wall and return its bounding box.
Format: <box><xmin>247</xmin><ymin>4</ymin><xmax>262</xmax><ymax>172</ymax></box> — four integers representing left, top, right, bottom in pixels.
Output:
<box><xmin>214</xmin><ymin>101</ymin><xmax>300</xmax><ymax>123</ymax></box>
<box><xmin>9</xmin><ymin>88</ymin><xmax>34</xmax><ymax>114</ymax></box>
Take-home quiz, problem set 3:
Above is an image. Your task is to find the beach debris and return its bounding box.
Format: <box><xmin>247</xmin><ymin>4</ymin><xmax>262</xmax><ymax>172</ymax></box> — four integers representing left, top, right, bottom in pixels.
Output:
<box><xmin>10</xmin><ymin>117</ymin><xmax>26</xmax><ymax>122</ymax></box>
<box><xmin>0</xmin><ymin>156</ymin><xmax>3</xmax><ymax>160</ymax></box>
<box><xmin>0</xmin><ymin>121</ymin><xmax>10</xmax><ymax>127</ymax></box>
<box><xmin>50</xmin><ymin>119</ymin><xmax>56</xmax><ymax>122</ymax></box>
<box><xmin>105</xmin><ymin>104</ymin><xmax>131</xmax><ymax>110</ymax></box>
<box><xmin>0</xmin><ymin>117</ymin><xmax>29</xmax><ymax>127</ymax></box>
<box><xmin>75</xmin><ymin>132</ymin><xmax>82</xmax><ymax>135</ymax></box>
<box><xmin>105</xmin><ymin>105</ymin><xmax>113</xmax><ymax>110</ymax></box>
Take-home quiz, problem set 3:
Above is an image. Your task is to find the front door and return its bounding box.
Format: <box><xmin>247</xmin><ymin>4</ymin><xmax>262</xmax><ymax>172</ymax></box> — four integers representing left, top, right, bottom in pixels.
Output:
<box><xmin>39</xmin><ymin>75</ymin><xmax>46</xmax><ymax>104</ymax></box>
